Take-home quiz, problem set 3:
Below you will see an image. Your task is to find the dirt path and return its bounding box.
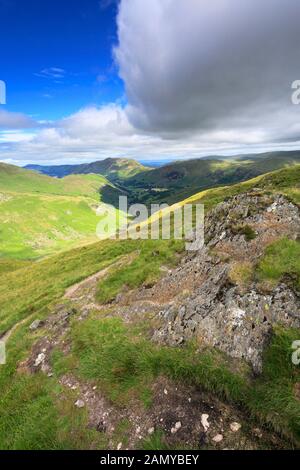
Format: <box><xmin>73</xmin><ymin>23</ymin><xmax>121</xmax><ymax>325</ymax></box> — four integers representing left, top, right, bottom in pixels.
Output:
<box><xmin>64</xmin><ymin>266</ymin><xmax>112</xmax><ymax>300</ymax></box>
<box><xmin>64</xmin><ymin>252</ymin><xmax>138</xmax><ymax>302</ymax></box>
<box><xmin>1</xmin><ymin>253</ymin><xmax>137</xmax><ymax>347</ymax></box>
<box><xmin>0</xmin><ymin>313</ymin><xmax>36</xmax><ymax>346</ymax></box>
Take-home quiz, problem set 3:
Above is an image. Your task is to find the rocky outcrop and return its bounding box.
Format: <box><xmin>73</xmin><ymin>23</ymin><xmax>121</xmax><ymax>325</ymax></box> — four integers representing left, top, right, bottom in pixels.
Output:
<box><xmin>154</xmin><ymin>192</ymin><xmax>300</xmax><ymax>373</ymax></box>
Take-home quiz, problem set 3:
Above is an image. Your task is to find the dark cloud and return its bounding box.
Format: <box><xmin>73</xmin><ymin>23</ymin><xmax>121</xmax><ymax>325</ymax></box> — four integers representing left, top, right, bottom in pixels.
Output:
<box><xmin>115</xmin><ymin>0</ymin><xmax>300</xmax><ymax>144</ymax></box>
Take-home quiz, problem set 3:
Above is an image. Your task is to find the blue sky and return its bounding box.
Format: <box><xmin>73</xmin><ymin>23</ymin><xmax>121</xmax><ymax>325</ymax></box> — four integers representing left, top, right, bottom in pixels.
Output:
<box><xmin>0</xmin><ymin>0</ymin><xmax>122</xmax><ymax>121</ymax></box>
<box><xmin>0</xmin><ymin>0</ymin><xmax>300</xmax><ymax>165</ymax></box>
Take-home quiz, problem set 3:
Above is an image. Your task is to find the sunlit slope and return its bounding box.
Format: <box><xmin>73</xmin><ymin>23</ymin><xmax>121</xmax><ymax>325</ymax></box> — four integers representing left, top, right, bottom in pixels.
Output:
<box><xmin>143</xmin><ymin>165</ymin><xmax>300</xmax><ymax>230</ymax></box>
<box><xmin>124</xmin><ymin>152</ymin><xmax>300</xmax><ymax>205</ymax></box>
<box><xmin>0</xmin><ymin>163</ymin><xmax>109</xmax><ymax>198</ymax></box>
<box><xmin>26</xmin><ymin>157</ymin><xmax>150</xmax><ymax>181</ymax></box>
<box><xmin>0</xmin><ymin>164</ymin><xmax>124</xmax><ymax>259</ymax></box>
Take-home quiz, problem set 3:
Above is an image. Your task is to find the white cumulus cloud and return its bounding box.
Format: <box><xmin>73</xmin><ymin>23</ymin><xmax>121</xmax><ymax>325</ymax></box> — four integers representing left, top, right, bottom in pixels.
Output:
<box><xmin>2</xmin><ymin>0</ymin><xmax>300</xmax><ymax>165</ymax></box>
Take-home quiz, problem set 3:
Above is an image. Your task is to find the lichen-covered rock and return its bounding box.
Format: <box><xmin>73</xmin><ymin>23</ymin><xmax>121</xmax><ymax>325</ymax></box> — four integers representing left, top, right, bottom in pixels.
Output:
<box><xmin>154</xmin><ymin>192</ymin><xmax>300</xmax><ymax>373</ymax></box>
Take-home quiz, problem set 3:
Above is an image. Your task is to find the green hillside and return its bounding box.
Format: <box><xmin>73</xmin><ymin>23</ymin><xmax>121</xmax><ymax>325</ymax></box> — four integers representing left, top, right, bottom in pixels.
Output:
<box><xmin>25</xmin><ymin>152</ymin><xmax>300</xmax><ymax>208</ymax></box>
<box><xmin>0</xmin><ymin>163</ymin><xmax>109</xmax><ymax>198</ymax></box>
<box><xmin>26</xmin><ymin>157</ymin><xmax>150</xmax><ymax>182</ymax></box>
<box><xmin>0</xmin><ymin>165</ymin><xmax>299</xmax><ymax>449</ymax></box>
<box><xmin>0</xmin><ymin>164</ymin><xmax>124</xmax><ymax>259</ymax></box>
<box><xmin>124</xmin><ymin>152</ymin><xmax>300</xmax><ymax>205</ymax></box>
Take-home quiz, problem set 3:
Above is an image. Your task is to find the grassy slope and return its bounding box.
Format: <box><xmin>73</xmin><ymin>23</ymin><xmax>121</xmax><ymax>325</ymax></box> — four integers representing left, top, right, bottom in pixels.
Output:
<box><xmin>0</xmin><ymin>162</ymin><xmax>114</xmax><ymax>197</ymax></box>
<box><xmin>0</xmin><ymin>165</ymin><xmax>299</xmax><ymax>449</ymax></box>
<box><xmin>0</xmin><ymin>164</ymin><xmax>124</xmax><ymax>259</ymax></box>
<box><xmin>26</xmin><ymin>158</ymin><xmax>150</xmax><ymax>182</ymax></box>
<box><xmin>1</xmin><ymin>164</ymin><xmax>298</xmax><ymax>332</ymax></box>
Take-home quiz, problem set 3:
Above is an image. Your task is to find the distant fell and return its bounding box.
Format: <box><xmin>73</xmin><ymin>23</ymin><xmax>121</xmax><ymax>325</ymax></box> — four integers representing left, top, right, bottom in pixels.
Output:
<box><xmin>26</xmin><ymin>157</ymin><xmax>150</xmax><ymax>182</ymax></box>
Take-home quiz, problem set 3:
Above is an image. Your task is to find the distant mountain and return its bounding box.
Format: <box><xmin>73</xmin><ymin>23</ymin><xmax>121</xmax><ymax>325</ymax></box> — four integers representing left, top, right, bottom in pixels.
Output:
<box><xmin>24</xmin><ymin>150</ymin><xmax>300</xmax><ymax>207</ymax></box>
<box><xmin>123</xmin><ymin>151</ymin><xmax>300</xmax><ymax>205</ymax></box>
<box><xmin>26</xmin><ymin>158</ymin><xmax>150</xmax><ymax>182</ymax></box>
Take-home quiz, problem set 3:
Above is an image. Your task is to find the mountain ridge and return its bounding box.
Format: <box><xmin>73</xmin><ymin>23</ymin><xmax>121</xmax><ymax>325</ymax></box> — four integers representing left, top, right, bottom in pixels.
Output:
<box><xmin>24</xmin><ymin>151</ymin><xmax>300</xmax><ymax>206</ymax></box>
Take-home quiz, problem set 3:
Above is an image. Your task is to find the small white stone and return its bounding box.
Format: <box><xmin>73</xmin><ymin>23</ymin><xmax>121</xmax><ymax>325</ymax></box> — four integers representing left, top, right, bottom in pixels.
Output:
<box><xmin>75</xmin><ymin>399</ymin><xmax>85</xmax><ymax>409</ymax></box>
<box><xmin>212</xmin><ymin>434</ymin><xmax>223</xmax><ymax>443</ymax></box>
<box><xmin>171</xmin><ymin>422</ymin><xmax>182</xmax><ymax>434</ymax></box>
<box><xmin>34</xmin><ymin>353</ymin><xmax>46</xmax><ymax>367</ymax></box>
<box><xmin>201</xmin><ymin>414</ymin><xmax>210</xmax><ymax>433</ymax></box>
<box><xmin>230</xmin><ymin>422</ymin><xmax>241</xmax><ymax>433</ymax></box>
<box><xmin>220</xmin><ymin>231</ymin><xmax>227</xmax><ymax>240</ymax></box>
<box><xmin>148</xmin><ymin>427</ymin><xmax>155</xmax><ymax>435</ymax></box>
<box><xmin>117</xmin><ymin>442</ymin><xmax>122</xmax><ymax>450</ymax></box>
<box><xmin>164</xmin><ymin>389</ymin><xmax>168</xmax><ymax>395</ymax></box>
<box><xmin>93</xmin><ymin>386</ymin><xmax>97</xmax><ymax>391</ymax></box>
<box><xmin>29</xmin><ymin>320</ymin><xmax>42</xmax><ymax>331</ymax></box>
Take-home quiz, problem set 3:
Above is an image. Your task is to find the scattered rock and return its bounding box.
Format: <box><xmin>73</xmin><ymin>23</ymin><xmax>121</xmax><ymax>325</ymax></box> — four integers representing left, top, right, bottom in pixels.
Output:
<box><xmin>212</xmin><ymin>434</ymin><xmax>223</xmax><ymax>443</ymax></box>
<box><xmin>29</xmin><ymin>320</ymin><xmax>43</xmax><ymax>331</ymax></box>
<box><xmin>171</xmin><ymin>422</ymin><xmax>182</xmax><ymax>434</ymax></box>
<box><xmin>253</xmin><ymin>428</ymin><xmax>263</xmax><ymax>439</ymax></box>
<box><xmin>154</xmin><ymin>193</ymin><xmax>300</xmax><ymax>373</ymax></box>
<box><xmin>201</xmin><ymin>414</ymin><xmax>210</xmax><ymax>433</ymax></box>
<box><xmin>148</xmin><ymin>427</ymin><xmax>155</xmax><ymax>435</ymax></box>
<box><xmin>34</xmin><ymin>353</ymin><xmax>46</xmax><ymax>367</ymax></box>
<box><xmin>117</xmin><ymin>442</ymin><xmax>122</xmax><ymax>451</ymax></box>
<box><xmin>230</xmin><ymin>422</ymin><xmax>241</xmax><ymax>433</ymax></box>
<box><xmin>75</xmin><ymin>399</ymin><xmax>85</xmax><ymax>409</ymax></box>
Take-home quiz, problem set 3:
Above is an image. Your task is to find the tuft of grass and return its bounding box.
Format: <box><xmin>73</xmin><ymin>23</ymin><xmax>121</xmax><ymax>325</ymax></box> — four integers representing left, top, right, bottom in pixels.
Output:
<box><xmin>96</xmin><ymin>239</ymin><xmax>184</xmax><ymax>304</ymax></box>
<box><xmin>247</xmin><ymin>327</ymin><xmax>300</xmax><ymax>442</ymax></box>
<box><xmin>67</xmin><ymin>316</ymin><xmax>300</xmax><ymax>445</ymax></box>
<box><xmin>229</xmin><ymin>262</ymin><xmax>254</xmax><ymax>288</ymax></box>
<box><xmin>69</xmin><ymin>315</ymin><xmax>249</xmax><ymax>405</ymax></box>
<box><xmin>140</xmin><ymin>430</ymin><xmax>170</xmax><ymax>451</ymax></box>
<box><xmin>0</xmin><ymin>321</ymin><xmax>108</xmax><ymax>450</ymax></box>
<box><xmin>231</xmin><ymin>224</ymin><xmax>257</xmax><ymax>241</ymax></box>
<box><xmin>257</xmin><ymin>238</ymin><xmax>300</xmax><ymax>289</ymax></box>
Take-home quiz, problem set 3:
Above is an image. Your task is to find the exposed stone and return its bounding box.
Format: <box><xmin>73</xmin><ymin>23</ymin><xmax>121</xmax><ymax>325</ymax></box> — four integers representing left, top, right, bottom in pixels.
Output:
<box><xmin>34</xmin><ymin>353</ymin><xmax>46</xmax><ymax>367</ymax></box>
<box><xmin>29</xmin><ymin>320</ymin><xmax>43</xmax><ymax>331</ymax></box>
<box><xmin>75</xmin><ymin>399</ymin><xmax>85</xmax><ymax>409</ymax></box>
<box><xmin>201</xmin><ymin>414</ymin><xmax>210</xmax><ymax>433</ymax></box>
<box><xmin>253</xmin><ymin>428</ymin><xmax>263</xmax><ymax>439</ymax></box>
<box><xmin>171</xmin><ymin>422</ymin><xmax>182</xmax><ymax>434</ymax></box>
<box><xmin>212</xmin><ymin>434</ymin><xmax>224</xmax><ymax>443</ymax></box>
<box><xmin>230</xmin><ymin>422</ymin><xmax>242</xmax><ymax>433</ymax></box>
<box><xmin>153</xmin><ymin>193</ymin><xmax>300</xmax><ymax>373</ymax></box>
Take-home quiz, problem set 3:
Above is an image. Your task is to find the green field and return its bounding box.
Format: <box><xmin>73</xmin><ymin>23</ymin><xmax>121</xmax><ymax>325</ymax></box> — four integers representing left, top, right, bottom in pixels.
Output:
<box><xmin>0</xmin><ymin>164</ymin><xmax>126</xmax><ymax>259</ymax></box>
